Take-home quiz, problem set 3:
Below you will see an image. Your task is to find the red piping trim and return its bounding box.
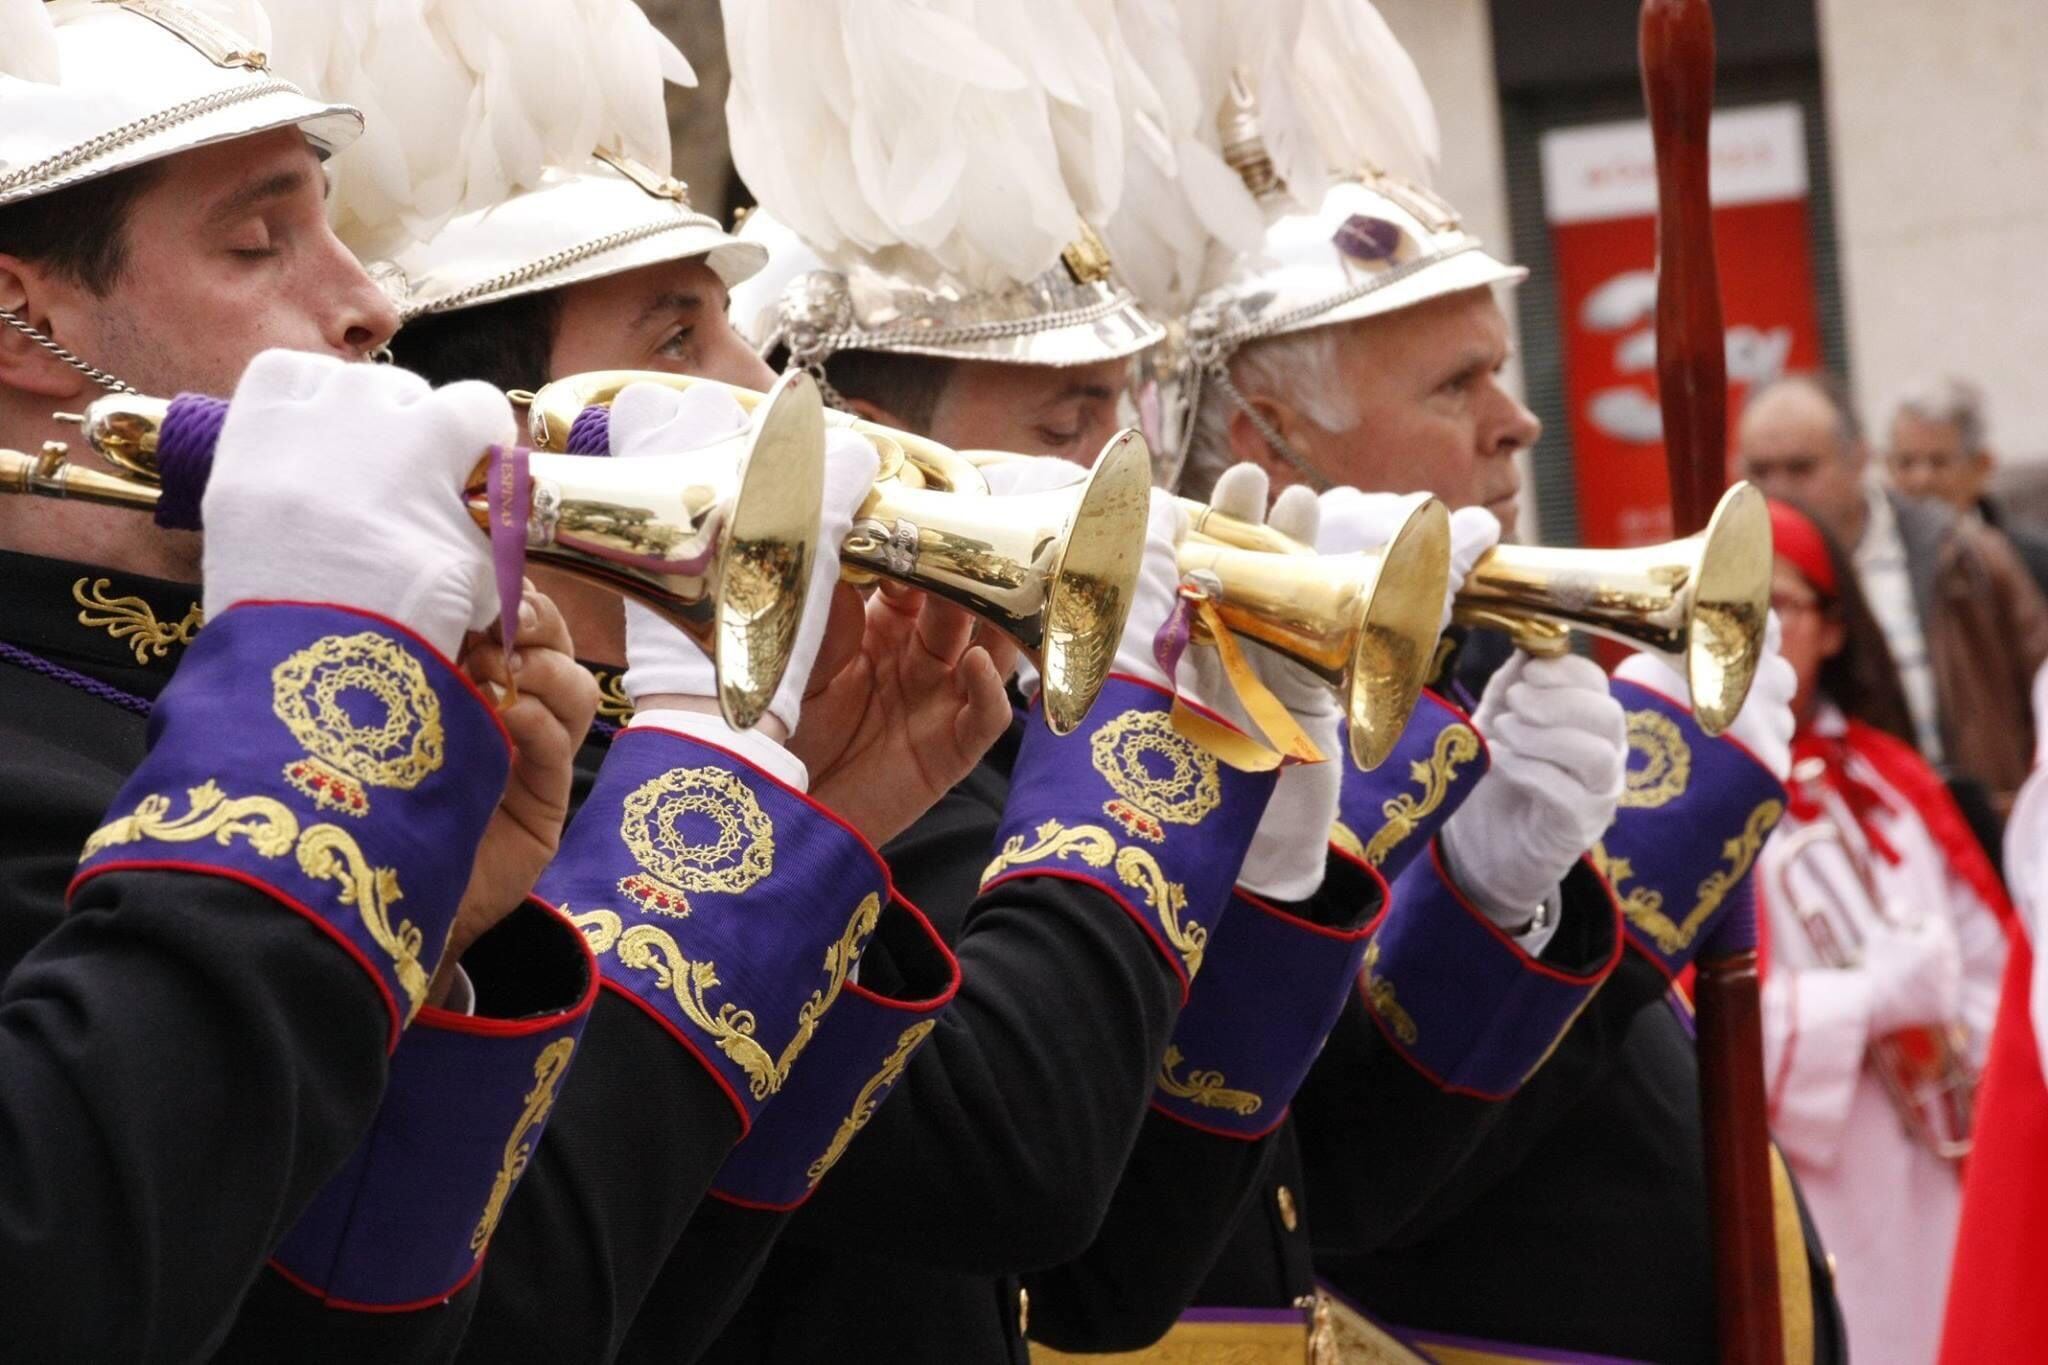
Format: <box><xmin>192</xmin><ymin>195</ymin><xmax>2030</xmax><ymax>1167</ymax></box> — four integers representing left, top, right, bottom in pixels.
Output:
<box><xmin>265</xmin><ymin>1249</ymin><xmax>485</xmax><ymax>1314</ymax></box>
<box><xmin>707</xmin><ymin>1186</ymin><xmax>811</xmax><ymax>1214</ymax></box>
<box><xmin>981</xmin><ymin>864</ymin><xmax>1193</xmax><ymax>1001</ymax></box>
<box><xmin>1354</xmin><ymin>981</ymin><xmax>1514</xmax><ymax>1102</ymax></box>
<box><xmin>413</xmin><ymin>896</ymin><xmax>601</xmax><ymax>1036</ymax></box>
<box><xmin>1234</xmin><ymin>858</ymin><xmax>1390</xmax><ymax>943</ymax></box>
<box><xmin>1423</xmin><ymin>839</ymin><xmax>1617</xmax><ymax>985</ymax></box>
<box><xmin>842</xmin><ymin>894</ymin><xmax>961</xmax><ymax>1012</ymax></box>
<box><xmin>1148</xmin><ymin>1096</ymin><xmax>1293</xmax><ymax>1143</ymax></box>
<box><xmin>69</xmin><ymin>857</ymin><xmax>403</xmax><ymax>1052</ymax></box>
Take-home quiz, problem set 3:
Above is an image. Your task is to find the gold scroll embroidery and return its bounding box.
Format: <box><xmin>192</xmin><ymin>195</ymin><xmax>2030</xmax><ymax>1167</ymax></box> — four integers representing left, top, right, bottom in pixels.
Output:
<box><xmin>1156</xmin><ymin>1044</ymin><xmax>1263</xmax><ymax>1116</ymax></box>
<box><xmin>471</xmin><ymin>1037</ymin><xmax>576</xmax><ymax>1253</ymax></box>
<box><xmin>981</xmin><ymin>820</ymin><xmax>1205</xmax><ymax>977</ymax></box>
<box><xmin>1602</xmin><ymin>799</ymin><xmax>1785</xmax><ymax>955</ymax></box>
<box><xmin>589</xmin><ymin>668</ymin><xmax>634</xmax><ymax>723</ymax></box>
<box><xmin>1091</xmin><ymin>708</ymin><xmax>1222</xmax><ymax>844</ymax></box>
<box><xmin>1363</xmin><ymin>723</ymin><xmax>1480</xmax><ymax>867</ymax></box>
<box><xmin>71</xmin><ymin>577</ymin><xmax>202</xmax><ymax>665</ymax></box>
<box><xmin>617</xmin><ymin>766</ymin><xmax>775</xmax><ymax>917</ymax></box>
<box><xmin>568</xmin><ymin>893</ymin><xmax>880</xmax><ymax>1099</ymax></box>
<box><xmin>1361</xmin><ymin>941</ymin><xmax>1417</xmax><ymax>1044</ymax></box>
<box><xmin>1619</xmin><ymin>708</ymin><xmax>1691</xmax><ymax>810</ymax></box>
<box><xmin>1588</xmin><ymin>841</ymin><xmax>1668</xmax><ymax>935</ymax></box>
<box><xmin>272</xmin><ymin>633</ymin><xmax>446</xmax><ymax>818</ymax></box>
<box><xmin>806</xmin><ymin>1019</ymin><xmax>938</xmax><ymax>1189</ymax></box>
<box><xmin>85</xmin><ymin>782</ymin><xmax>430</xmax><ymax>1016</ymax></box>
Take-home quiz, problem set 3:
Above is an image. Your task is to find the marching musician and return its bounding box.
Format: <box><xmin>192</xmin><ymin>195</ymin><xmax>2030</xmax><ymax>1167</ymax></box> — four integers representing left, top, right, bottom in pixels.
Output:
<box><xmin>1755</xmin><ymin>497</ymin><xmax>2005</xmax><ymax>1365</ymax></box>
<box><xmin>0</xmin><ymin>0</ymin><xmax>600</xmax><ymax>1354</ymax></box>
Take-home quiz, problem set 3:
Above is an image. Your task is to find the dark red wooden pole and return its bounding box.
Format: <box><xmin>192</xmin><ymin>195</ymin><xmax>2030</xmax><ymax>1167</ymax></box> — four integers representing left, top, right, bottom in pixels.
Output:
<box><xmin>1640</xmin><ymin>3</ymin><xmax>1785</xmax><ymax>1362</ymax></box>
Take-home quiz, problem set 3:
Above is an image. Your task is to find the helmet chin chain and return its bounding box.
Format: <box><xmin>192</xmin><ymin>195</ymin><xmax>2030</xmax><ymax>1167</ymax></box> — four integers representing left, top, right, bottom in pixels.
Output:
<box><xmin>1203</xmin><ymin>358</ymin><xmax>1331</xmax><ymax>494</ymax></box>
<box><xmin>0</xmin><ymin>305</ymin><xmax>136</xmax><ymax>395</ymax></box>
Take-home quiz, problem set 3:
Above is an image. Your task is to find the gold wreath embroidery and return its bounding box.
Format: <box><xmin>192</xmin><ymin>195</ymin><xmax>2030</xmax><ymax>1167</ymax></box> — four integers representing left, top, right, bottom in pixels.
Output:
<box><xmin>1091</xmin><ymin>708</ymin><xmax>1222</xmax><ymax>844</ymax></box>
<box><xmin>568</xmin><ymin>894</ymin><xmax>878</xmax><ymax>1100</ymax></box>
<box><xmin>981</xmin><ymin>820</ymin><xmax>1205</xmax><ymax>977</ymax></box>
<box><xmin>806</xmin><ymin>1019</ymin><xmax>937</xmax><ymax>1189</ymax></box>
<box><xmin>470</xmin><ymin>1036</ymin><xmax>576</xmax><ymax>1253</ymax></box>
<box><xmin>1363</xmin><ymin>723</ymin><xmax>1480</xmax><ymax>866</ymax></box>
<box><xmin>71</xmin><ymin>577</ymin><xmax>202</xmax><ymax>665</ymax></box>
<box><xmin>617</xmin><ymin>766</ymin><xmax>775</xmax><ymax>917</ymax></box>
<box><xmin>1600</xmin><ymin>799</ymin><xmax>1785</xmax><ymax>955</ymax></box>
<box><xmin>1620</xmin><ymin>708</ymin><xmax>1692</xmax><ymax>810</ymax></box>
<box><xmin>272</xmin><ymin>633</ymin><xmax>445</xmax><ymax>818</ymax></box>
<box><xmin>1156</xmin><ymin>1044</ymin><xmax>1263</xmax><ymax>1116</ymax></box>
<box><xmin>1361</xmin><ymin>941</ymin><xmax>1417</xmax><ymax>1044</ymax></box>
<box><xmin>589</xmin><ymin>668</ymin><xmax>635</xmax><ymax>724</ymax></box>
<box><xmin>85</xmin><ymin>782</ymin><xmax>431</xmax><ymax>1017</ymax></box>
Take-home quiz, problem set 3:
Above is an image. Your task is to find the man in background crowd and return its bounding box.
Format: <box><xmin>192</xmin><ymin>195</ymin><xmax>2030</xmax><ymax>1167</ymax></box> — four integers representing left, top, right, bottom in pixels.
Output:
<box><xmin>1887</xmin><ymin>375</ymin><xmax>2048</xmax><ymax>598</ymax></box>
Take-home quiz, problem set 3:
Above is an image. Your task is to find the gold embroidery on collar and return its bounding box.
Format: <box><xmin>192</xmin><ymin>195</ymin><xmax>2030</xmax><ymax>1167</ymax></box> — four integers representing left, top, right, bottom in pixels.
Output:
<box><xmin>471</xmin><ymin>1037</ymin><xmax>576</xmax><ymax>1253</ymax></box>
<box><xmin>617</xmin><ymin>765</ymin><xmax>776</xmax><ymax>916</ymax></box>
<box><xmin>1092</xmin><ymin>708</ymin><xmax>1222</xmax><ymax>844</ymax></box>
<box><xmin>981</xmin><ymin>819</ymin><xmax>1205</xmax><ymax>977</ymax></box>
<box><xmin>85</xmin><ymin>780</ymin><xmax>431</xmax><ymax>1017</ymax></box>
<box><xmin>590</xmin><ymin>668</ymin><xmax>634</xmax><ymax>723</ymax></box>
<box><xmin>1156</xmin><ymin>1045</ymin><xmax>1263</xmax><ymax>1116</ymax></box>
<box><xmin>1361</xmin><ymin>941</ymin><xmax>1417</xmax><ymax>1044</ymax></box>
<box><xmin>72</xmin><ymin>576</ymin><xmax>203</xmax><ymax>665</ymax></box>
<box><xmin>1620</xmin><ymin>708</ymin><xmax>1692</xmax><ymax>809</ymax></box>
<box><xmin>1364</xmin><ymin>723</ymin><xmax>1480</xmax><ymax>866</ymax></box>
<box><xmin>807</xmin><ymin>1019</ymin><xmax>937</xmax><ymax>1189</ymax></box>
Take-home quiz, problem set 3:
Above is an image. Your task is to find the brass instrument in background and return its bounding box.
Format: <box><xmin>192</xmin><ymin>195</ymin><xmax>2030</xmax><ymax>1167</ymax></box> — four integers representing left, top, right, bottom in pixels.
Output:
<box><xmin>1456</xmin><ymin>482</ymin><xmax>1772</xmax><ymax>734</ymax></box>
<box><xmin>524</xmin><ymin>370</ymin><xmax>1151</xmax><ymax>737</ymax></box>
<box><xmin>525</xmin><ymin>373</ymin><xmax>1453</xmax><ymax>766</ymax></box>
<box><xmin>0</xmin><ymin>372</ymin><xmax>829</xmax><ymax>731</ymax></box>
<box><xmin>1766</xmin><ymin>755</ymin><xmax>1977</xmax><ymax>1159</ymax></box>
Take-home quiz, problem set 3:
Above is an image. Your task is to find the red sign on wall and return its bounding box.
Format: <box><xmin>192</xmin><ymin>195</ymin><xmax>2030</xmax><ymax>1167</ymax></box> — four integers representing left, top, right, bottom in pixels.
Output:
<box><xmin>1541</xmin><ymin>103</ymin><xmax>1824</xmax><ymax>547</ymax></box>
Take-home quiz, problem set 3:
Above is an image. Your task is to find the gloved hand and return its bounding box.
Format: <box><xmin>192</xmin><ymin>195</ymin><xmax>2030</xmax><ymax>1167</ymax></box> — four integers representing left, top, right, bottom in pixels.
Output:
<box><xmin>202</xmin><ymin>349</ymin><xmax>513</xmax><ymax>659</ymax></box>
<box><xmin>1441</xmin><ymin>652</ymin><xmax>1627</xmax><ymax>927</ymax></box>
<box><xmin>613</xmin><ymin>382</ymin><xmax>880</xmax><ymax>767</ymax></box>
<box><xmin>1185</xmin><ymin>464</ymin><xmax>1344</xmax><ymax>900</ymax></box>
<box><xmin>979</xmin><ymin>452</ymin><xmax>1088</xmax><ymax>497</ymax></box>
<box><xmin>1862</xmin><ymin>912</ymin><xmax>1963</xmax><ymax>1037</ymax></box>
<box><xmin>1109</xmin><ymin>487</ymin><xmax>1193</xmax><ymax>692</ymax></box>
<box><xmin>1317</xmin><ymin>489</ymin><xmax>1500</xmax><ymax>633</ymax></box>
<box><xmin>1615</xmin><ymin>612</ymin><xmax>1796</xmax><ymax>782</ymax></box>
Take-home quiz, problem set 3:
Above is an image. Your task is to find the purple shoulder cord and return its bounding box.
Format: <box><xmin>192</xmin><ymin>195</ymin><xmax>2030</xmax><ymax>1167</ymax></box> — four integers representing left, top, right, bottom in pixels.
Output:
<box><xmin>0</xmin><ymin>639</ymin><xmax>151</xmax><ymax>717</ymax></box>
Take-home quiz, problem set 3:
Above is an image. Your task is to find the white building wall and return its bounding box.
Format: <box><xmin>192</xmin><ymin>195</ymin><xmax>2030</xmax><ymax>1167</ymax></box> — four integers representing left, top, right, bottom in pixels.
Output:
<box><xmin>1817</xmin><ymin>0</ymin><xmax>2048</xmax><ymax>464</ymax></box>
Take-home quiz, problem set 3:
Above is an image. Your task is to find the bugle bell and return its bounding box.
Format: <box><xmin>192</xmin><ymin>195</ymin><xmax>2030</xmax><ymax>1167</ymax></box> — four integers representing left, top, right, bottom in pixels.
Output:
<box><xmin>1172</xmin><ymin>497</ymin><xmax>1451</xmax><ymax>771</ymax></box>
<box><xmin>1454</xmin><ymin>482</ymin><xmax>1772</xmax><ymax>734</ymax></box>
<box><xmin>1</xmin><ymin>371</ymin><xmax>829</xmax><ymax>731</ymax></box>
<box><xmin>521</xmin><ymin>371</ymin><xmax>1154</xmax><ymax>736</ymax></box>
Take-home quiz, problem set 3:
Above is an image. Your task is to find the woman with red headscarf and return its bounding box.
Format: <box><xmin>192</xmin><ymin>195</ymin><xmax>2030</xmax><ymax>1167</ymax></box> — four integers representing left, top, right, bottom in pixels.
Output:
<box><xmin>1755</xmin><ymin>498</ymin><xmax>2007</xmax><ymax>1365</ymax></box>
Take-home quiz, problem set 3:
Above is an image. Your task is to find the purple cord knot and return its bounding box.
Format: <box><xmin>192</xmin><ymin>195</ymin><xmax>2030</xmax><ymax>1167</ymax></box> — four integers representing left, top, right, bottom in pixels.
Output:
<box><xmin>566</xmin><ymin>405</ymin><xmax>612</xmax><ymax>456</ymax></box>
<box><xmin>153</xmin><ymin>394</ymin><xmax>228</xmax><ymax>531</ymax></box>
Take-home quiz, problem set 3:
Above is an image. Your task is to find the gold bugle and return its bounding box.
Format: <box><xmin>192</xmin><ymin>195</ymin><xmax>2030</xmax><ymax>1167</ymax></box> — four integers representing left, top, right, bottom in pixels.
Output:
<box><xmin>1454</xmin><ymin>481</ymin><xmax>1771</xmax><ymax>734</ymax></box>
<box><xmin>522</xmin><ymin>370</ymin><xmax>1153</xmax><ymax>736</ymax></box>
<box><xmin>1175</xmin><ymin>497</ymin><xmax>1451</xmax><ymax>770</ymax></box>
<box><xmin>14</xmin><ymin>371</ymin><xmax>830</xmax><ymax>731</ymax></box>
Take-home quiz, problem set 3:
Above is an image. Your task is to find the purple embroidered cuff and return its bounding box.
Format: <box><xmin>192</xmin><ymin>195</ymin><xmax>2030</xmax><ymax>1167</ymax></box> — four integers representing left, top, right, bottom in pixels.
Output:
<box><xmin>980</xmin><ymin>675</ymin><xmax>1277</xmax><ymax>996</ymax></box>
<box><xmin>269</xmin><ymin>898</ymin><xmax>598</xmax><ymax>1311</ymax></box>
<box><xmin>1332</xmin><ymin>689</ymin><xmax>1488</xmax><ymax>882</ymax></box>
<box><xmin>1366</xmin><ymin>842</ymin><xmax>1621</xmax><ymax>1100</ymax></box>
<box><xmin>536</xmin><ymin>726</ymin><xmax>892</xmax><ymax>1132</ymax></box>
<box><xmin>710</xmin><ymin>896</ymin><xmax>959</xmax><ymax>1210</ymax></box>
<box><xmin>69</xmin><ymin>602</ymin><xmax>510</xmax><ymax>1047</ymax></box>
<box><xmin>1152</xmin><ymin>853</ymin><xmax>1386</xmax><ymax>1140</ymax></box>
<box><xmin>1595</xmin><ymin>679</ymin><xmax>1788</xmax><ymax>979</ymax></box>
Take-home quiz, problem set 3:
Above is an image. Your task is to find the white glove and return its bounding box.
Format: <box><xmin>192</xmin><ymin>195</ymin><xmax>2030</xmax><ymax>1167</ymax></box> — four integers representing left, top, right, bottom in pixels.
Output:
<box><xmin>1317</xmin><ymin>489</ymin><xmax>1500</xmax><ymax>633</ymax></box>
<box><xmin>1862</xmin><ymin>912</ymin><xmax>1963</xmax><ymax>1036</ymax></box>
<box><xmin>1110</xmin><ymin>487</ymin><xmax>1193</xmax><ymax>691</ymax></box>
<box><xmin>1615</xmin><ymin>611</ymin><xmax>1796</xmax><ymax>782</ymax></box>
<box><xmin>202</xmin><ymin>349</ymin><xmax>512</xmax><ymax>659</ymax></box>
<box><xmin>1441</xmin><ymin>653</ymin><xmax>1628</xmax><ymax>927</ymax></box>
<box><xmin>978</xmin><ymin>452</ymin><xmax>1089</xmax><ymax>497</ymax></box>
<box><xmin>613</xmin><ymin>383</ymin><xmax>879</xmax><ymax>784</ymax></box>
<box><xmin>1188</xmin><ymin>464</ymin><xmax>1344</xmax><ymax>901</ymax></box>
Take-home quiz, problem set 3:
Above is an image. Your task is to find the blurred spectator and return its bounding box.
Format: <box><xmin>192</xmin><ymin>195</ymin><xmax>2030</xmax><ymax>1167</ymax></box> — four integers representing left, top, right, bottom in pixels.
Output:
<box><xmin>1756</xmin><ymin>498</ymin><xmax>2005</xmax><ymax>1365</ymax></box>
<box><xmin>1888</xmin><ymin>376</ymin><xmax>2048</xmax><ymax>599</ymax></box>
<box><xmin>1737</xmin><ymin>373</ymin><xmax>2048</xmax><ymax>815</ymax></box>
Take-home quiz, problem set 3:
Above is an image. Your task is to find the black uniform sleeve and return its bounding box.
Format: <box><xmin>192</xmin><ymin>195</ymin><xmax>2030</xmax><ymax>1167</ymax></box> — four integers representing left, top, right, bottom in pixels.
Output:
<box><xmin>0</xmin><ymin>866</ymin><xmax>390</xmax><ymax>1361</ymax></box>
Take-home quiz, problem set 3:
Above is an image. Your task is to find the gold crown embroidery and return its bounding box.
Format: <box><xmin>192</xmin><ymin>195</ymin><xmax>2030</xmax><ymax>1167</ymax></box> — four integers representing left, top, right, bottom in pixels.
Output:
<box><xmin>1091</xmin><ymin>708</ymin><xmax>1222</xmax><ymax>844</ymax></box>
<box><xmin>1620</xmin><ymin>708</ymin><xmax>1692</xmax><ymax>810</ymax></box>
<box><xmin>71</xmin><ymin>576</ymin><xmax>202</xmax><ymax>665</ymax></box>
<box><xmin>617</xmin><ymin>766</ymin><xmax>775</xmax><ymax>917</ymax></box>
<box><xmin>272</xmin><ymin>633</ymin><xmax>446</xmax><ymax>818</ymax></box>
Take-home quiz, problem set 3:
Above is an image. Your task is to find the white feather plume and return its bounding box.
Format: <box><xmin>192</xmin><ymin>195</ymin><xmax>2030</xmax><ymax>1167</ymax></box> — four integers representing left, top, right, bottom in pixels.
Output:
<box><xmin>0</xmin><ymin>0</ymin><xmax>61</xmax><ymax>83</ymax></box>
<box><xmin>722</xmin><ymin>0</ymin><xmax>1131</xmax><ymax>293</ymax></box>
<box><xmin>259</xmin><ymin>0</ymin><xmax>694</xmax><ymax>258</ymax></box>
